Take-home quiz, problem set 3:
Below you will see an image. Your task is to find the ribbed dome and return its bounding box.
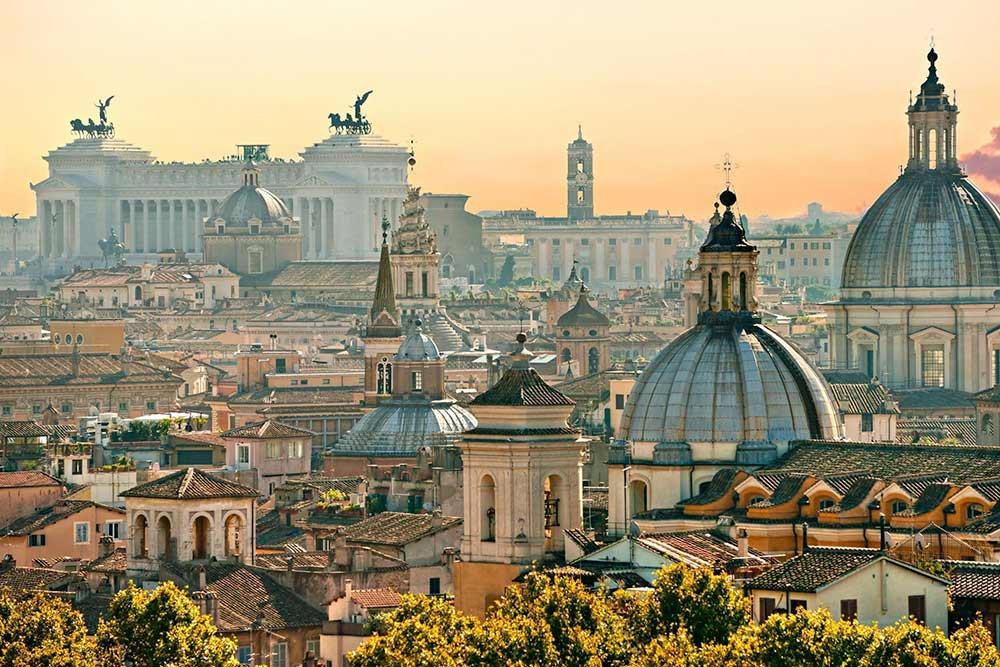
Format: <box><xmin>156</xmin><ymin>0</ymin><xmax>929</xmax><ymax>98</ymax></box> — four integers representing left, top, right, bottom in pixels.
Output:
<box><xmin>621</xmin><ymin>322</ymin><xmax>842</xmax><ymax>462</ymax></box>
<box><xmin>217</xmin><ymin>185</ymin><xmax>291</xmax><ymax>225</ymax></box>
<box><xmin>395</xmin><ymin>326</ymin><xmax>441</xmax><ymax>361</ymax></box>
<box><xmin>333</xmin><ymin>399</ymin><xmax>476</xmax><ymax>456</ymax></box>
<box><xmin>842</xmin><ymin>172</ymin><xmax>1000</xmax><ymax>289</ymax></box>
<box><xmin>557</xmin><ymin>290</ymin><xmax>610</xmax><ymax>328</ymax></box>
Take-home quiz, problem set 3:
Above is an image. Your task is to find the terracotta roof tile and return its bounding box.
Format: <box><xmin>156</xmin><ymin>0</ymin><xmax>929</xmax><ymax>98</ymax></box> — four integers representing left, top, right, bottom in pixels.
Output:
<box><xmin>0</xmin><ymin>470</ymin><xmax>63</xmax><ymax>489</ymax></box>
<box><xmin>2</xmin><ymin>501</ymin><xmax>120</xmax><ymax>535</ymax></box>
<box><xmin>350</xmin><ymin>587</ymin><xmax>402</xmax><ymax>609</ymax></box>
<box><xmin>946</xmin><ymin>561</ymin><xmax>1000</xmax><ymax>600</ymax></box>
<box><xmin>340</xmin><ymin>511</ymin><xmax>461</xmax><ymax>547</ymax></box>
<box><xmin>470</xmin><ymin>368</ymin><xmax>574</xmax><ymax>407</ymax></box>
<box><xmin>120</xmin><ymin>467</ymin><xmax>258</xmax><ymax>499</ymax></box>
<box><xmin>221</xmin><ymin>420</ymin><xmax>314</xmax><ymax>439</ymax></box>
<box><xmin>0</xmin><ymin>566</ymin><xmax>81</xmax><ymax>599</ymax></box>
<box><xmin>747</xmin><ymin>548</ymin><xmax>884</xmax><ymax>592</ymax></box>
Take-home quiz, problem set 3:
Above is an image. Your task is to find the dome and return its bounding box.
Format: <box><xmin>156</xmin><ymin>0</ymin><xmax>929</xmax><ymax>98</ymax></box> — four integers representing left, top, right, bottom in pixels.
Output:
<box><xmin>333</xmin><ymin>399</ymin><xmax>476</xmax><ymax>456</ymax></box>
<box><xmin>841</xmin><ymin>172</ymin><xmax>1000</xmax><ymax>289</ymax></box>
<box><xmin>216</xmin><ymin>163</ymin><xmax>290</xmax><ymax>226</ymax></box>
<box><xmin>217</xmin><ymin>186</ymin><xmax>290</xmax><ymax>225</ymax></box>
<box><xmin>620</xmin><ymin>322</ymin><xmax>842</xmax><ymax>462</ymax></box>
<box><xmin>557</xmin><ymin>289</ymin><xmax>610</xmax><ymax>328</ymax></box>
<box><xmin>395</xmin><ymin>324</ymin><xmax>441</xmax><ymax>361</ymax></box>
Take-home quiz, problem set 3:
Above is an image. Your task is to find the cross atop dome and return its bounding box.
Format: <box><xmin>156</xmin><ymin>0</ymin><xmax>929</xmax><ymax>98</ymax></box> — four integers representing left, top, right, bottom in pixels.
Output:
<box><xmin>906</xmin><ymin>46</ymin><xmax>960</xmax><ymax>173</ymax></box>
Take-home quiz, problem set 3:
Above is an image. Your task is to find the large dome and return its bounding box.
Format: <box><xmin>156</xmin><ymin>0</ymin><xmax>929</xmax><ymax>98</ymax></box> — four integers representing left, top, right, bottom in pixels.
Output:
<box><xmin>841</xmin><ymin>171</ymin><xmax>1000</xmax><ymax>289</ymax></box>
<box><xmin>217</xmin><ymin>185</ymin><xmax>290</xmax><ymax>225</ymax></box>
<box><xmin>620</xmin><ymin>322</ymin><xmax>842</xmax><ymax>462</ymax></box>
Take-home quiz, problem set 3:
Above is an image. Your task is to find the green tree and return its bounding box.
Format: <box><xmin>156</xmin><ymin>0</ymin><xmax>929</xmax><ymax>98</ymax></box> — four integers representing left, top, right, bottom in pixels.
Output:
<box><xmin>97</xmin><ymin>582</ymin><xmax>237</xmax><ymax>667</ymax></box>
<box><xmin>751</xmin><ymin>608</ymin><xmax>873</xmax><ymax>666</ymax></box>
<box><xmin>628</xmin><ymin>564</ymin><xmax>750</xmax><ymax>647</ymax></box>
<box><xmin>351</xmin><ymin>595</ymin><xmax>477</xmax><ymax>667</ymax></box>
<box><xmin>0</xmin><ymin>591</ymin><xmax>95</xmax><ymax>667</ymax></box>
<box><xmin>497</xmin><ymin>256</ymin><xmax>515</xmax><ymax>287</ymax></box>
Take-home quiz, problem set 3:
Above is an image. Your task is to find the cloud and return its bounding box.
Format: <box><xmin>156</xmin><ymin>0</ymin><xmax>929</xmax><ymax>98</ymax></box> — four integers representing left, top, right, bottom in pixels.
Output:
<box><xmin>960</xmin><ymin>126</ymin><xmax>1000</xmax><ymax>205</ymax></box>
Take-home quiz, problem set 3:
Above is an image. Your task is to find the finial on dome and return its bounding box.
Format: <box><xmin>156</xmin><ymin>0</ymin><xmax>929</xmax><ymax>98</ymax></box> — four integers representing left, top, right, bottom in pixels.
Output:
<box><xmin>414</xmin><ymin>318</ymin><xmax>423</xmax><ymax>329</ymax></box>
<box><xmin>928</xmin><ymin>47</ymin><xmax>938</xmax><ymax>64</ymax></box>
<box><xmin>577</xmin><ymin>124</ymin><xmax>583</xmax><ymax>141</ymax></box>
<box><xmin>719</xmin><ymin>188</ymin><xmax>737</xmax><ymax>208</ymax></box>
<box><xmin>381</xmin><ymin>215</ymin><xmax>390</xmax><ymax>245</ymax></box>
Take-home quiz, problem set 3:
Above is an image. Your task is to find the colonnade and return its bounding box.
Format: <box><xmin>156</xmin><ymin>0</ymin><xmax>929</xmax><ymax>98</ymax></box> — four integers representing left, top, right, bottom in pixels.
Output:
<box><xmin>38</xmin><ymin>199</ymin><xmax>78</xmax><ymax>259</ymax></box>
<box><xmin>121</xmin><ymin>198</ymin><xmax>219</xmax><ymax>254</ymax></box>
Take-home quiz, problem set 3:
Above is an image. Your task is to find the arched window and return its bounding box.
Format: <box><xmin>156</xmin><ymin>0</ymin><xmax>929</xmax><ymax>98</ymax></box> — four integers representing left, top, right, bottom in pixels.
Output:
<box><xmin>377</xmin><ymin>357</ymin><xmax>392</xmax><ymax>394</ymax></box>
<box><xmin>588</xmin><ymin>347</ymin><xmax>600</xmax><ymax>374</ymax></box>
<box><xmin>561</xmin><ymin>348</ymin><xmax>572</xmax><ymax>362</ymax></box>
<box><xmin>481</xmin><ymin>475</ymin><xmax>496</xmax><ymax>542</ymax></box>
<box><xmin>818</xmin><ymin>498</ymin><xmax>836</xmax><ymax>511</ymax></box>
<box><xmin>890</xmin><ymin>499</ymin><xmax>909</xmax><ymax>515</ymax></box>
<box><xmin>133</xmin><ymin>514</ymin><xmax>148</xmax><ymax>558</ymax></box>
<box><xmin>628</xmin><ymin>479</ymin><xmax>648</xmax><ymax>518</ymax></box>
<box><xmin>156</xmin><ymin>516</ymin><xmax>173</xmax><ymax>560</ymax></box>
<box><xmin>983</xmin><ymin>414</ymin><xmax>994</xmax><ymax>437</ymax></box>
<box><xmin>707</xmin><ymin>273</ymin><xmax>715</xmax><ymax>308</ymax></box>
<box><xmin>224</xmin><ymin>514</ymin><xmax>243</xmax><ymax>558</ymax></box>
<box><xmin>721</xmin><ymin>272</ymin><xmax>731</xmax><ymax>310</ymax></box>
<box><xmin>966</xmin><ymin>503</ymin><xmax>985</xmax><ymax>521</ymax></box>
<box><xmin>580</xmin><ymin>266</ymin><xmax>590</xmax><ymax>283</ymax></box>
<box><xmin>748</xmin><ymin>496</ymin><xmax>766</xmax><ymax>506</ymax></box>
<box><xmin>739</xmin><ymin>272</ymin><xmax>748</xmax><ymax>310</ymax></box>
<box><xmin>192</xmin><ymin>515</ymin><xmax>211</xmax><ymax>560</ymax></box>
<box><xmin>928</xmin><ymin>128</ymin><xmax>938</xmax><ymax>169</ymax></box>
<box><xmin>134</xmin><ymin>286</ymin><xmax>142</xmax><ymax>302</ymax></box>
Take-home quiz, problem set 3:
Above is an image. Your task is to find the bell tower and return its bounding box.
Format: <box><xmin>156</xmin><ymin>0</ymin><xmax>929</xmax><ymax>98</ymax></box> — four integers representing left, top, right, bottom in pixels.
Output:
<box><xmin>567</xmin><ymin>126</ymin><xmax>594</xmax><ymax>220</ymax></box>
<box><xmin>906</xmin><ymin>47</ymin><xmax>959</xmax><ymax>173</ymax></box>
<box><xmin>697</xmin><ymin>188</ymin><xmax>759</xmax><ymax>323</ymax></box>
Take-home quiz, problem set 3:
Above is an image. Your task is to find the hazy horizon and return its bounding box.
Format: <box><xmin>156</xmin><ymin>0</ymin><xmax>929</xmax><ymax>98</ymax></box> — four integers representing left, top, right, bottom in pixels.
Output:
<box><xmin>5</xmin><ymin>0</ymin><xmax>1000</xmax><ymax>221</ymax></box>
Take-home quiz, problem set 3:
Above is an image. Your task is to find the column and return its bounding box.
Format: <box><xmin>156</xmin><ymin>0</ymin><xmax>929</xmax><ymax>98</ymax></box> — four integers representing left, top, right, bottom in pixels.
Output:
<box><xmin>648</xmin><ymin>236</ymin><xmax>656</xmax><ymax>284</ymax></box>
<box><xmin>39</xmin><ymin>201</ymin><xmax>48</xmax><ymax>258</ymax></box>
<box><xmin>158</xmin><ymin>201</ymin><xmax>168</xmax><ymax>251</ymax></box>
<box><xmin>319</xmin><ymin>197</ymin><xmax>328</xmax><ymax>258</ymax></box>
<box><xmin>125</xmin><ymin>200</ymin><xmax>133</xmax><ymax>250</ymax></box>
<box><xmin>195</xmin><ymin>200</ymin><xmax>203</xmax><ymax>253</ymax></box>
<box><xmin>621</xmin><ymin>241</ymin><xmax>630</xmax><ymax>284</ymax></box>
<box><xmin>62</xmin><ymin>200</ymin><xmax>72</xmax><ymax>259</ymax></box>
<box><xmin>327</xmin><ymin>197</ymin><xmax>335</xmax><ymax>257</ymax></box>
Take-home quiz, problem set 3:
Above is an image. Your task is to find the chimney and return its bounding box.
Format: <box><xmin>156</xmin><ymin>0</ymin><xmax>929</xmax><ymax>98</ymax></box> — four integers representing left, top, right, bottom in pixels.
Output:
<box><xmin>737</xmin><ymin>528</ymin><xmax>748</xmax><ymax>557</ymax></box>
<box><xmin>879</xmin><ymin>513</ymin><xmax>887</xmax><ymax>552</ymax></box>
<box><xmin>333</xmin><ymin>535</ymin><xmax>350</xmax><ymax>568</ymax></box>
<box><xmin>197</xmin><ymin>565</ymin><xmax>207</xmax><ymax>591</ymax></box>
<box><xmin>801</xmin><ymin>523</ymin><xmax>809</xmax><ymax>554</ymax></box>
<box><xmin>98</xmin><ymin>535</ymin><xmax>115</xmax><ymax>558</ymax></box>
<box><xmin>205</xmin><ymin>590</ymin><xmax>219</xmax><ymax>625</ymax></box>
<box><xmin>431</xmin><ymin>508</ymin><xmax>443</xmax><ymax>529</ymax></box>
<box><xmin>0</xmin><ymin>554</ymin><xmax>14</xmax><ymax>572</ymax></box>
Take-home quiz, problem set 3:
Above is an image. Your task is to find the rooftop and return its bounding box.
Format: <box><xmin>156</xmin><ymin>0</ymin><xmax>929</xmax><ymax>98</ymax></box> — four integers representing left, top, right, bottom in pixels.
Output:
<box><xmin>121</xmin><ymin>467</ymin><xmax>258</xmax><ymax>500</ymax></box>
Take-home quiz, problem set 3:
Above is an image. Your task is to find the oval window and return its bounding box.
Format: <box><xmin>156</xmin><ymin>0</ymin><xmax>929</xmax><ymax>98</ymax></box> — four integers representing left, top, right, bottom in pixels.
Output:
<box><xmin>76</xmin><ymin>334</ymin><xmax>84</xmax><ymax>344</ymax></box>
<box><xmin>589</xmin><ymin>329</ymin><xmax>598</xmax><ymax>336</ymax></box>
<box><xmin>53</xmin><ymin>334</ymin><xmax>61</xmax><ymax>344</ymax></box>
<box><xmin>562</xmin><ymin>330</ymin><xmax>571</xmax><ymax>337</ymax></box>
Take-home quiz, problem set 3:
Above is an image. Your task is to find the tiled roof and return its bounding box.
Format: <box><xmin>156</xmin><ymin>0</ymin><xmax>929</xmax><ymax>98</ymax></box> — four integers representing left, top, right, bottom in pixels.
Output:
<box><xmin>249</xmin><ymin>261</ymin><xmax>378</xmax><ymax>292</ymax></box>
<box><xmin>2</xmin><ymin>501</ymin><xmax>118</xmax><ymax>535</ymax></box>
<box><xmin>349</xmin><ymin>587</ymin><xmax>402</xmax><ymax>609</ymax></box>
<box><xmin>256</xmin><ymin>524</ymin><xmax>305</xmax><ymax>549</ymax></box>
<box><xmin>339</xmin><ymin>511</ymin><xmax>461</xmax><ymax>547</ymax></box>
<box><xmin>255</xmin><ymin>552</ymin><xmax>330</xmax><ymax>570</ymax></box>
<box><xmin>680</xmin><ymin>469</ymin><xmax>740</xmax><ymax>506</ymax></box>
<box><xmin>828</xmin><ymin>380</ymin><xmax>897</xmax><ymax>415</ymax></box>
<box><xmin>470</xmin><ymin>368</ymin><xmax>574</xmax><ymax>407</ymax></box>
<box><xmin>0</xmin><ymin>566</ymin><xmax>80</xmax><ymax>599</ymax></box>
<box><xmin>221</xmin><ymin>420</ymin><xmax>314</xmax><ymax>439</ymax></box>
<box><xmin>281</xmin><ymin>476</ymin><xmax>363</xmax><ymax>496</ymax></box>
<box><xmin>747</xmin><ymin>548</ymin><xmax>884</xmax><ymax>592</ymax></box>
<box><xmin>564</xmin><ymin>528</ymin><xmax>599</xmax><ymax>554</ymax></box>
<box><xmin>554</xmin><ymin>368</ymin><xmax>638</xmax><ymax>401</ymax></box>
<box><xmin>897</xmin><ymin>418</ymin><xmax>978</xmax><ymax>446</ymax></box>
<box><xmin>762</xmin><ymin>441</ymin><xmax>1000</xmax><ymax>487</ymax></box>
<box><xmin>894</xmin><ymin>472</ymin><xmax>951</xmax><ymax>497</ymax></box>
<box><xmin>0</xmin><ymin>354</ymin><xmax>178</xmax><ymax>388</ymax></box>
<box><xmin>946</xmin><ymin>561</ymin><xmax>1000</xmax><ymax>600</ymax></box>
<box><xmin>84</xmin><ymin>547</ymin><xmax>127</xmax><ymax>574</ymax></box>
<box><xmin>557</xmin><ymin>291</ymin><xmax>610</xmax><ymax>328</ymax></box>
<box><xmin>0</xmin><ymin>470</ymin><xmax>63</xmax><ymax>488</ymax></box>
<box><xmin>752</xmin><ymin>475</ymin><xmax>808</xmax><ymax>508</ymax></box>
<box><xmin>896</xmin><ymin>483</ymin><xmax>954</xmax><ymax>516</ymax></box>
<box><xmin>824</xmin><ymin>477</ymin><xmax>879</xmax><ymax>512</ymax></box>
<box><xmin>120</xmin><ymin>467</ymin><xmax>258</xmax><ymax>499</ymax></box>
<box><xmin>227</xmin><ymin>386</ymin><xmax>360</xmax><ymax>406</ymax></box>
<box><xmin>971</xmin><ymin>479</ymin><xmax>1000</xmax><ymax>502</ymax></box>
<box><xmin>183</xmin><ymin>562</ymin><xmax>326</xmax><ymax>632</ymax></box>
<box><xmin>638</xmin><ymin>531</ymin><xmax>768</xmax><ymax>567</ymax></box>
<box><xmin>0</xmin><ymin>421</ymin><xmax>50</xmax><ymax>439</ymax></box>
<box><xmin>169</xmin><ymin>431</ymin><xmax>227</xmax><ymax>447</ymax></box>
<box><xmin>894</xmin><ymin>388</ymin><xmax>975</xmax><ymax>411</ymax></box>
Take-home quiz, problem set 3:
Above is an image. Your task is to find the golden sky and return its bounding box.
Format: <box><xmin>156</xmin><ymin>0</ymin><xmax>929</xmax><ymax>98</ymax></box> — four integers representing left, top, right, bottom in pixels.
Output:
<box><xmin>4</xmin><ymin>0</ymin><xmax>1000</xmax><ymax>221</ymax></box>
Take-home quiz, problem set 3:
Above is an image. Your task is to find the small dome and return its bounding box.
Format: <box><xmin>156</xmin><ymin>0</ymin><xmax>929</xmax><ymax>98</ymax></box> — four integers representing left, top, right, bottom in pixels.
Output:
<box><xmin>333</xmin><ymin>399</ymin><xmax>476</xmax><ymax>456</ymax></box>
<box><xmin>621</xmin><ymin>322</ymin><xmax>842</xmax><ymax>459</ymax></box>
<box><xmin>842</xmin><ymin>172</ymin><xmax>1000</xmax><ymax>289</ymax></box>
<box><xmin>217</xmin><ymin>186</ymin><xmax>290</xmax><ymax>225</ymax></box>
<box><xmin>557</xmin><ymin>289</ymin><xmax>609</xmax><ymax>328</ymax></box>
<box><xmin>395</xmin><ymin>323</ymin><xmax>441</xmax><ymax>361</ymax></box>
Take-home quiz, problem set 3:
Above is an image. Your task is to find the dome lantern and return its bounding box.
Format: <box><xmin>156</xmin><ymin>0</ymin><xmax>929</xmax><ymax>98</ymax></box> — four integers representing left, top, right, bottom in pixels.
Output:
<box><xmin>906</xmin><ymin>47</ymin><xmax>959</xmax><ymax>173</ymax></box>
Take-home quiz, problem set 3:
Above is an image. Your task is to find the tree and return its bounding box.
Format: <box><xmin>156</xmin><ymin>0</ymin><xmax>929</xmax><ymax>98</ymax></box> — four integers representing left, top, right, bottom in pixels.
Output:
<box><xmin>97</xmin><ymin>582</ymin><xmax>237</xmax><ymax>667</ymax></box>
<box><xmin>497</xmin><ymin>256</ymin><xmax>515</xmax><ymax>287</ymax></box>
<box><xmin>628</xmin><ymin>564</ymin><xmax>750</xmax><ymax>646</ymax></box>
<box><xmin>0</xmin><ymin>591</ymin><xmax>95</xmax><ymax>667</ymax></box>
<box><xmin>350</xmin><ymin>595</ymin><xmax>477</xmax><ymax>667</ymax></box>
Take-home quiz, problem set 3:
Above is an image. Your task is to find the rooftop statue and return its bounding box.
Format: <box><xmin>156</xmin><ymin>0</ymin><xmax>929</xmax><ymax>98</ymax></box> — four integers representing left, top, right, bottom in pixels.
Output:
<box><xmin>70</xmin><ymin>95</ymin><xmax>115</xmax><ymax>138</ymax></box>
<box><xmin>328</xmin><ymin>91</ymin><xmax>374</xmax><ymax>135</ymax></box>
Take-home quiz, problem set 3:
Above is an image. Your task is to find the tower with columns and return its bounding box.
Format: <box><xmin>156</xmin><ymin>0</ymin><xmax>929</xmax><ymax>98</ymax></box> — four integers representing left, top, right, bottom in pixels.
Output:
<box><xmin>363</xmin><ymin>220</ymin><xmax>404</xmax><ymax>406</ymax></box>
<box><xmin>390</xmin><ymin>186</ymin><xmax>440</xmax><ymax>325</ymax></box>
<box><xmin>454</xmin><ymin>333</ymin><xmax>585</xmax><ymax>617</ymax></box>
<box><xmin>906</xmin><ymin>48</ymin><xmax>959</xmax><ymax>173</ymax></box>
<box><xmin>567</xmin><ymin>126</ymin><xmax>594</xmax><ymax>220</ymax></box>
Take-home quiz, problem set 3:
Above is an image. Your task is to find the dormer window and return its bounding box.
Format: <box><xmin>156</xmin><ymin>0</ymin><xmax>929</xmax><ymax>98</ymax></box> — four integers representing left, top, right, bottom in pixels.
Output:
<box><xmin>249</xmin><ymin>222</ymin><xmax>260</xmax><ymax>235</ymax></box>
<box><xmin>216</xmin><ymin>224</ymin><xmax>225</xmax><ymax>234</ymax></box>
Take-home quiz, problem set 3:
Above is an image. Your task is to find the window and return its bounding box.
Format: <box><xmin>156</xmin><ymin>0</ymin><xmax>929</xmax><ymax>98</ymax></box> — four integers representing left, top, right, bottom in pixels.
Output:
<box><xmin>270</xmin><ymin>641</ymin><xmax>287</xmax><ymax>667</ymax></box>
<box><xmin>580</xmin><ymin>238</ymin><xmax>589</xmax><ymax>246</ymax></box>
<box><xmin>249</xmin><ymin>223</ymin><xmax>260</xmax><ymax>234</ymax></box>
<box><xmin>824</xmin><ymin>257</ymin><xmax>830</xmax><ymax>266</ymax></box>
<box><xmin>908</xmin><ymin>594</ymin><xmax>926</xmax><ymax>625</ymax></box>
<box><xmin>104</xmin><ymin>521</ymin><xmax>122</xmax><ymax>539</ymax></box>
<box><xmin>62</xmin><ymin>402</ymin><xmax>73</xmax><ymax>415</ymax></box>
<box><xmin>248</xmin><ymin>249</ymin><xmax>263</xmax><ymax>274</ymax></box>
<box><xmin>76</xmin><ymin>334</ymin><xmax>84</xmax><ymax>345</ymax></box>
<box><xmin>789</xmin><ymin>258</ymin><xmax>795</xmax><ymax>266</ymax></box>
<box><xmin>608</xmin><ymin>239</ymin><xmax>616</xmax><ymax>246</ymax></box>
<box><xmin>305</xmin><ymin>639</ymin><xmax>320</xmax><ymax>660</ymax></box>
<box><xmin>74</xmin><ymin>522</ymin><xmax>90</xmax><ymax>544</ymax></box>
<box><xmin>576</xmin><ymin>159</ymin><xmax>584</xmax><ymax>174</ymax></box>
<box><xmin>429</xmin><ymin>577</ymin><xmax>441</xmax><ymax>595</ymax></box>
<box><xmin>422</xmin><ymin>272</ymin><xmax>429</xmax><ymax>297</ymax></box>
<box><xmin>840</xmin><ymin>599</ymin><xmax>858</xmax><ymax>620</ymax></box>
<box><xmin>552</xmin><ymin>267</ymin><xmax>561</xmax><ymax>281</ymax></box>
<box><xmin>967</xmin><ymin>503</ymin><xmax>985</xmax><ymax>520</ymax></box>
<box><xmin>921</xmin><ymin>346</ymin><xmax>945</xmax><ymax>388</ymax></box>
<box><xmin>146</xmin><ymin>400</ymin><xmax>156</xmax><ymax>412</ymax></box>
<box><xmin>275</xmin><ymin>358</ymin><xmax>287</xmax><ymax>373</ymax></box>
<box><xmin>238</xmin><ymin>445</ymin><xmax>250</xmax><ymax>465</ymax></box>
<box><xmin>790</xmin><ymin>242</ymin><xmax>796</xmax><ymax>249</ymax></box>
<box><xmin>608</xmin><ymin>266</ymin><xmax>617</xmax><ymax>281</ymax></box>
<box><xmin>265</xmin><ymin>442</ymin><xmax>281</xmax><ymax>459</ymax></box>
<box><xmin>289</xmin><ymin>442</ymin><xmax>303</xmax><ymax>459</ymax></box>
<box><xmin>818</xmin><ymin>498</ymin><xmax>836</xmax><ymax>511</ymax></box>
<box><xmin>71</xmin><ymin>459</ymin><xmax>83</xmax><ymax>475</ymax></box>
<box><xmin>412</xmin><ymin>371</ymin><xmax>422</xmax><ymax>391</ymax></box>
<box><xmin>663</xmin><ymin>237</ymin><xmax>672</xmax><ymax>245</ymax></box>
<box><xmin>118</xmin><ymin>401</ymin><xmax>129</xmax><ymax>414</ymax></box>
<box><xmin>236</xmin><ymin>646</ymin><xmax>252</xmax><ymax>665</ymax></box>
<box><xmin>634</xmin><ymin>265</ymin><xmax>642</xmax><ymax>280</ymax></box>
<box><xmin>377</xmin><ymin>358</ymin><xmax>393</xmax><ymax>394</ymax></box>
<box><xmin>552</xmin><ymin>239</ymin><xmax>560</xmax><ymax>246</ymax></box>
<box><xmin>891</xmin><ymin>499</ymin><xmax>909</xmax><ymax>514</ymax></box>
<box><xmin>29</xmin><ymin>534</ymin><xmax>46</xmax><ymax>547</ymax></box>
<box><xmin>759</xmin><ymin>597</ymin><xmax>776</xmax><ymax>622</ymax></box>
<box><xmin>861</xmin><ymin>413</ymin><xmax>874</xmax><ymax>433</ymax></box>
<box><xmin>442</xmin><ymin>225</ymin><xmax>449</xmax><ymax>238</ymax></box>
<box><xmin>615</xmin><ymin>394</ymin><xmax>626</xmax><ymax>410</ymax></box>
<box><xmin>53</xmin><ymin>334</ymin><xmax>61</xmax><ymax>344</ymax></box>
<box><xmin>32</xmin><ymin>404</ymin><xmax>42</xmax><ymax>416</ymax></box>
<box><xmin>790</xmin><ymin>599</ymin><xmax>808</xmax><ymax>612</ymax></box>
<box><xmin>405</xmin><ymin>272</ymin><xmax>414</xmax><ymax>297</ymax></box>
<box><xmin>576</xmin><ymin>187</ymin><xmax>585</xmax><ymax>203</ymax></box>
<box><xmin>0</xmin><ymin>406</ymin><xmax>9</xmax><ymax>417</ymax></box>
<box><xmin>633</xmin><ymin>238</ymin><xmax>641</xmax><ymax>246</ymax></box>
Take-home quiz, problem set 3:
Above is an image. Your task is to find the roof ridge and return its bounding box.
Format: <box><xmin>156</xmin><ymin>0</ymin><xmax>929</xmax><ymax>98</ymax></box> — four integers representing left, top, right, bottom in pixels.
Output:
<box><xmin>178</xmin><ymin>468</ymin><xmax>195</xmax><ymax>497</ymax></box>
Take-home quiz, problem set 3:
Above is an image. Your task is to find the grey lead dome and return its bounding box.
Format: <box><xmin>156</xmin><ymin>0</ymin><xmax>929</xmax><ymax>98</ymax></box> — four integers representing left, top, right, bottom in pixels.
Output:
<box><xmin>841</xmin><ymin>171</ymin><xmax>1000</xmax><ymax>289</ymax></box>
<box><xmin>216</xmin><ymin>182</ymin><xmax>291</xmax><ymax>226</ymax></box>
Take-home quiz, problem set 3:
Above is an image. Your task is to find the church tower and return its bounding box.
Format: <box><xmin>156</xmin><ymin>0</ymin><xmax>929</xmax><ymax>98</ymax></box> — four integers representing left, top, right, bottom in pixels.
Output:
<box><xmin>390</xmin><ymin>186</ymin><xmax>440</xmax><ymax>325</ymax></box>
<box><xmin>363</xmin><ymin>220</ymin><xmax>404</xmax><ymax>405</ymax></box>
<box><xmin>906</xmin><ymin>48</ymin><xmax>960</xmax><ymax>173</ymax></box>
<box><xmin>567</xmin><ymin>126</ymin><xmax>594</xmax><ymax>220</ymax></box>
<box><xmin>697</xmin><ymin>188</ymin><xmax>759</xmax><ymax>320</ymax></box>
<box><xmin>454</xmin><ymin>333</ymin><xmax>585</xmax><ymax>617</ymax></box>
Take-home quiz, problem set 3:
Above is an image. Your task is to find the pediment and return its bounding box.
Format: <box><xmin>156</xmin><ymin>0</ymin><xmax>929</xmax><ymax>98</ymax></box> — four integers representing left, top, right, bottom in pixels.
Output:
<box><xmin>31</xmin><ymin>176</ymin><xmax>82</xmax><ymax>192</ymax></box>
<box><xmin>293</xmin><ymin>174</ymin><xmax>332</xmax><ymax>187</ymax></box>
<box><xmin>846</xmin><ymin>326</ymin><xmax>880</xmax><ymax>342</ymax></box>
<box><xmin>908</xmin><ymin>326</ymin><xmax>955</xmax><ymax>342</ymax></box>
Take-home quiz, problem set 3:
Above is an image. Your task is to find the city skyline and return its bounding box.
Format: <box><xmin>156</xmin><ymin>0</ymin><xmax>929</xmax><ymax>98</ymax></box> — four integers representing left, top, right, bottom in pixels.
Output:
<box><xmin>5</xmin><ymin>1</ymin><xmax>1000</xmax><ymax>220</ymax></box>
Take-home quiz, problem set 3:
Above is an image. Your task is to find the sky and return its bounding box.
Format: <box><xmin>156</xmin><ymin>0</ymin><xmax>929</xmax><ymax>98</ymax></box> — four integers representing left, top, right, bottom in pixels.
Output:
<box><xmin>3</xmin><ymin>0</ymin><xmax>1000</xmax><ymax>222</ymax></box>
